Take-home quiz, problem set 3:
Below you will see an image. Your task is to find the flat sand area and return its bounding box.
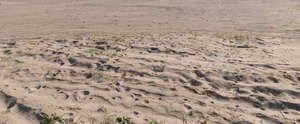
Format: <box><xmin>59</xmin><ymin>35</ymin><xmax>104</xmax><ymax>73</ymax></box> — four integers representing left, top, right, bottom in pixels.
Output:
<box><xmin>0</xmin><ymin>0</ymin><xmax>300</xmax><ymax>124</ymax></box>
<box><xmin>1</xmin><ymin>0</ymin><xmax>300</xmax><ymax>38</ymax></box>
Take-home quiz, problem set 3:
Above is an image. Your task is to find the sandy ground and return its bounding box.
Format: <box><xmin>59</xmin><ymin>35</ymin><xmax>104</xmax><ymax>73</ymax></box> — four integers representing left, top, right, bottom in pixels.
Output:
<box><xmin>0</xmin><ymin>0</ymin><xmax>300</xmax><ymax>38</ymax></box>
<box><xmin>1</xmin><ymin>0</ymin><xmax>300</xmax><ymax>124</ymax></box>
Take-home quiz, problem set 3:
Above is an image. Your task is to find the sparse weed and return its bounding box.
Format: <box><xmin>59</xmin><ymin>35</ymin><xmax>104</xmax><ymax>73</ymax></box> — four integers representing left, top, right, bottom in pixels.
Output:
<box><xmin>97</xmin><ymin>106</ymin><xmax>108</xmax><ymax>113</ymax></box>
<box><xmin>100</xmin><ymin>113</ymin><xmax>117</xmax><ymax>124</ymax></box>
<box><xmin>95</xmin><ymin>35</ymin><xmax>132</xmax><ymax>47</ymax></box>
<box><xmin>98</xmin><ymin>107</ymin><xmax>132</xmax><ymax>124</ymax></box>
<box><xmin>29</xmin><ymin>42</ymin><xmax>40</xmax><ymax>46</ymax></box>
<box><xmin>295</xmin><ymin>5</ymin><xmax>300</xmax><ymax>11</ymax></box>
<box><xmin>40</xmin><ymin>113</ymin><xmax>64</xmax><ymax>124</ymax></box>
<box><xmin>199</xmin><ymin>120</ymin><xmax>208</xmax><ymax>124</ymax></box>
<box><xmin>111</xmin><ymin>36</ymin><xmax>125</xmax><ymax>42</ymax></box>
<box><xmin>148</xmin><ymin>119</ymin><xmax>164</xmax><ymax>124</ymax></box>
<box><xmin>116</xmin><ymin>116</ymin><xmax>131</xmax><ymax>124</ymax></box>
<box><xmin>0</xmin><ymin>57</ymin><xmax>13</xmax><ymax>68</ymax></box>
<box><xmin>56</xmin><ymin>106</ymin><xmax>65</xmax><ymax>111</ymax></box>
<box><xmin>214</xmin><ymin>32</ymin><xmax>261</xmax><ymax>42</ymax></box>
<box><xmin>84</xmin><ymin>49</ymin><xmax>104</xmax><ymax>54</ymax></box>
<box><xmin>75</xmin><ymin>106</ymin><xmax>82</xmax><ymax>110</ymax></box>
<box><xmin>84</xmin><ymin>49</ymin><xmax>123</xmax><ymax>57</ymax></box>
<box><xmin>111</xmin><ymin>51</ymin><xmax>122</xmax><ymax>57</ymax></box>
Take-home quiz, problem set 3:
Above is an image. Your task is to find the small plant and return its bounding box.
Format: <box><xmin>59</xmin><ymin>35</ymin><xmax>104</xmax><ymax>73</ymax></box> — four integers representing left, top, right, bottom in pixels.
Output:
<box><xmin>111</xmin><ymin>51</ymin><xmax>123</xmax><ymax>57</ymax></box>
<box><xmin>295</xmin><ymin>5</ymin><xmax>300</xmax><ymax>11</ymax></box>
<box><xmin>116</xmin><ymin>116</ymin><xmax>131</xmax><ymax>124</ymax></box>
<box><xmin>97</xmin><ymin>106</ymin><xmax>108</xmax><ymax>113</ymax></box>
<box><xmin>214</xmin><ymin>32</ymin><xmax>261</xmax><ymax>42</ymax></box>
<box><xmin>29</xmin><ymin>42</ymin><xmax>40</xmax><ymax>46</ymax></box>
<box><xmin>100</xmin><ymin>113</ymin><xmax>117</xmax><ymax>124</ymax></box>
<box><xmin>110</xmin><ymin>35</ymin><xmax>132</xmax><ymax>46</ymax></box>
<box><xmin>40</xmin><ymin>113</ymin><xmax>64</xmax><ymax>124</ymax></box>
<box><xmin>75</xmin><ymin>106</ymin><xmax>82</xmax><ymax>110</ymax></box>
<box><xmin>148</xmin><ymin>119</ymin><xmax>163</xmax><ymax>124</ymax></box>
<box><xmin>57</xmin><ymin>106</ymin><xmax>64</xmax><ymax>110</ymax></box>
<box><xmin>84</xmin><ymin>49</ymin><xmax>104</xmax><ymax>54</ymax></box>
<box><xmin>200</xmin><ymin>120</ymin><xmax>208</xmax><ymax>124</ymax></box>
<box><xmin>111</xmin><ymin>36</ymin><xmax>125</xmax><ymax>42</ymax></box>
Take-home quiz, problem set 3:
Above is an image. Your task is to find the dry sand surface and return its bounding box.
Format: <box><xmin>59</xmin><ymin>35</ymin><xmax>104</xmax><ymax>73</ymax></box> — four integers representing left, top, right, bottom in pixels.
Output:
<box><xmin>1</xmin><ymin>0</ymin><xmax>300</xmax><ymax>124</ymax></box>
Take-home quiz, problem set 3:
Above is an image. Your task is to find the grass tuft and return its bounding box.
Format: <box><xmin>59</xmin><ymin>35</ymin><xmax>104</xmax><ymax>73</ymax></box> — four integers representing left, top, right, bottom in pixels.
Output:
<box><xmin>295</xmin><ymin>5</ymin><xmax>300</xmax><ymax>11</ymax></box>
<box><xmin>214</xmin><ymin>32</ymin><xmax>261</xmax><ymax>42</ymax></box>
<box><xmin>116</xmin><ymin>116</ymin><xmax>131</xmax><ymax>124</ymax></box>
<box><xmin>84</xmin><ymin>49</ymin><xmax>104</xmax><ymax>54</ymax></box>
<box><xmin>148</xmin><ymin>119</ymin><xmax>164</xmax><ymax>124</ymax></box>
<box><xmin>40</xmin><ymin>113</ymin><xmax>64</xmax><ymax>124</ymax></box>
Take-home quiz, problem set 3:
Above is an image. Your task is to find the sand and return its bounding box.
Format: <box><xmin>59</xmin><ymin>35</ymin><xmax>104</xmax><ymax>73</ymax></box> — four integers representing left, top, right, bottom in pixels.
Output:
<box><xmin>0</xmin><ymin>0</ymin><xmax>300</xmax><ymax>124</ymax></box>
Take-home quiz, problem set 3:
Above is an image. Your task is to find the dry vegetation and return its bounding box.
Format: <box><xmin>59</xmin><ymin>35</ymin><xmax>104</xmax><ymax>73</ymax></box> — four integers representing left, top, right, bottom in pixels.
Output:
<box><xmin>213</xmin><ymin>32</ymin><xmax>262</xmax><ymax>42</ymax></box>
